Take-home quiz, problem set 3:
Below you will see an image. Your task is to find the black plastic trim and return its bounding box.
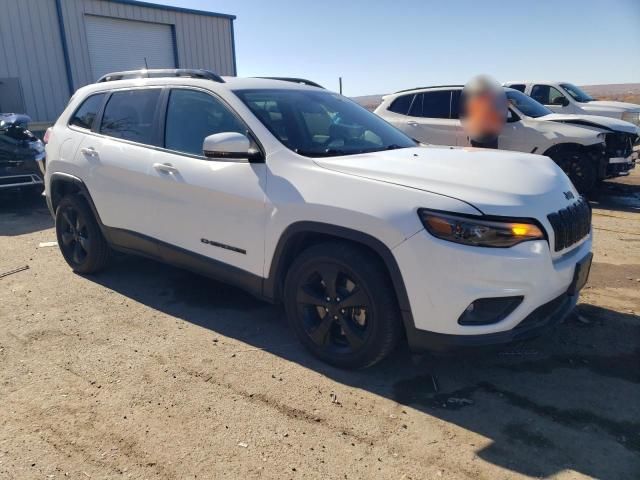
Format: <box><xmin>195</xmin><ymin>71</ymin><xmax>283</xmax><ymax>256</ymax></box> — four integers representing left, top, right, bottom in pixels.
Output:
<box><xmin>406</xmin><ymin>293</ymin><xmax>575</xmax><ymax>352</ymax></box>
<box><xmin>263</xmin><ymin>221</ymin><xmax>417</xmax><ymax>336</ymax></box>
<box><xmin>106</xmin><ymin>228</ymin><xmax>262</xmax><ymax>297</ymax></box>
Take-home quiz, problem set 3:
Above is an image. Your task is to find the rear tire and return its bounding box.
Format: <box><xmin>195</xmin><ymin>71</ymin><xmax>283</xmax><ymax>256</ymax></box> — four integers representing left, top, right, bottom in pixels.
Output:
<box><xmin>55</xmin><ymin>194</ymin><xmax>109</xmax><ymax>273</ymax></box>
<box><xmin>284</xmin><ymin>241</ymin><xmax>402</xmax><ymax>369</ymax></box>
<box><xmin>551</xmin><ymin>148</ymin><xmax>598</xmax><ymax>194</ymax></box>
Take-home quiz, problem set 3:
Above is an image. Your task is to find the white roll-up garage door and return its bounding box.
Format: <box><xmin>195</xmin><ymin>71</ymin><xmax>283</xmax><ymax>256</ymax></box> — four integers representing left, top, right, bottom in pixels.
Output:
<box><xmin>85</xmin><ymin>15</ymin><xmax>176</xmax><ymax>81</ymax></box>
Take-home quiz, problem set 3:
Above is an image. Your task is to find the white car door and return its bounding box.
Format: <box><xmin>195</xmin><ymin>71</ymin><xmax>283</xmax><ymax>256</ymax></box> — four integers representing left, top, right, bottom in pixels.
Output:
<box><xmin>78</xmin><ymin>87</ymin><xmax>164</xmax><ymax>237</ymax></box>
<box><xmin>404</xmin><ymin>91</ymin><xmax>460</xmax><ymax>146</ymax></box>
<box><xmin>497</xmin><ymin>110</ymin><xmax>537</xmax><ymax>153</ymax></box>
<box><xmin>530</xmin><ymin>84</ymin><xmax>576</xmax><ymax>114</ymax></box>
<box><xmin>145</xmin><ymin>88</ymin><xmax>267</xmax><ymax>277</ymax></box>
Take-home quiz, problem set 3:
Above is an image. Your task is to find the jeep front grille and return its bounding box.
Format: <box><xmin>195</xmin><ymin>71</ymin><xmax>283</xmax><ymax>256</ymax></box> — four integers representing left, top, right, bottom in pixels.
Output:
<box><xmin>547</xmin><ymin>197</ymin><xmax>591</xmax><ymax>252</ymax></box>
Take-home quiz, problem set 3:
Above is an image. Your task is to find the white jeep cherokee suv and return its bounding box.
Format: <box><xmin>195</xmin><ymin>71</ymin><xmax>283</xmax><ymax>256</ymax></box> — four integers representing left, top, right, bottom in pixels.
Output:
<box><xmin>45</xmin><ymin>70</ymin><xmax>593</xmax><ymax>369</ymax></box>
<box><xmin>375</xmin><ymin>86</ymin><xmax>639</xmax><ymax>192</ymax></box>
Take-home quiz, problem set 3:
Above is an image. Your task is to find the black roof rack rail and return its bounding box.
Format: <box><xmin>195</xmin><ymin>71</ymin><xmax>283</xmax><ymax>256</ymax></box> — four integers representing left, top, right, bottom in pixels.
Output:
<box><xmin>393</xmin><ymin>84</ymin><xmax>464</xmax><ymax>94</ymax></box>
<box><xmin>97</xmin><ymin>69</ymin><xmax>225</xmax><ymax>83</ymax></box>
<box><xmin>254</xmin><ymin>77</ymin><xmax>325</xmax><ymax>89</ymax></box>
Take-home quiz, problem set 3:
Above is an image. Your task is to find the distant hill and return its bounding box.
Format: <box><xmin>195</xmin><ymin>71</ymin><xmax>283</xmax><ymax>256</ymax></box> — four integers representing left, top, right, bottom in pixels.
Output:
<box><xmin>581</xmin><ymin>84</ymin><xmax>640</xmax><ymax>104</ymax></box>
<box><xmin>352</xmin><ymin>83</ymin><xmax>640</xmax><ymax>111</ymax></box>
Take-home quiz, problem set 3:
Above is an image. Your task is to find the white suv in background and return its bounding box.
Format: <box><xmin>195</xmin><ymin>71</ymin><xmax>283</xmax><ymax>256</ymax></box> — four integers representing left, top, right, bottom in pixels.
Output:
<box><xmin>45</xmin><ymin>69</ymin><xmax>592</xmax><ymax>368</ymax></box>
<box><xmin>375</xmin><ymin>86</ymin><xmax>638</xmax><ymax>192</ymax></box>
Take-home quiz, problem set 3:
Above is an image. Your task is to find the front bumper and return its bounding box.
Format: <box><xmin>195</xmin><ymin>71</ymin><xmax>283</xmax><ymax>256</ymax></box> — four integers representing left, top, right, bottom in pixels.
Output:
<box><xmin>392</xmin><ymin>229</ymin><xmax>592</xmax><ymax>351</ymax></box>
<box><xmin>0</xmin><ymin>153</ymin><xmax>44</xmax><ymax>191</ymax></box>
<box><xmin>606</xmin><ymin>155</ymin><xmax>635</xmax><ymax>177</ymax></box>
<box><xmin>404</xmin><ymin>291</ymin><xmax>577</xmax><ymax>351</ymax></box>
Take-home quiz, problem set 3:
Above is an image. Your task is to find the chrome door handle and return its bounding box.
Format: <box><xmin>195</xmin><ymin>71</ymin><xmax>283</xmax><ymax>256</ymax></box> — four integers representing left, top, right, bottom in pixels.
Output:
<box><xmin>153</xmin><ymin>162</ymin><xmax>179</xmax><ymax>174</ymax></box>
<box><xmin>407</xmin><ymin>121</ymin><xmax>419</xmax><ymax>127</ymax></box>
<box><xmin>80</xmin><ymin>147</ymin><xmax>98</xmax><ymax>157</ymax></box>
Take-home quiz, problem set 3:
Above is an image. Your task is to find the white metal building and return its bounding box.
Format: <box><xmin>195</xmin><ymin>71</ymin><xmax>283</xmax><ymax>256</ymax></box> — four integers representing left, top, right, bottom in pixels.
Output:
<box><xmin>0</xmin><ymin>0</ymin><xmax>237</xmax><ymax>127</ymax></box>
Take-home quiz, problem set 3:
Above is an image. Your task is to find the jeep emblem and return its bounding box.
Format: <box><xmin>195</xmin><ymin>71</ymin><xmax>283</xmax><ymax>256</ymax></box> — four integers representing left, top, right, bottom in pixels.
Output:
<box><xmin>564</xmin><ymin>191</ymin><xmax>575</xmax><ymax>200</ymax></box>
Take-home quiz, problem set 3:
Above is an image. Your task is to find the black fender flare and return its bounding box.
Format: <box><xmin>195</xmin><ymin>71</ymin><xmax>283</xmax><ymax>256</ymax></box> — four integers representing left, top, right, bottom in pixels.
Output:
<box><xmin>263</xmin><ymin>221</ymin><xmax>417</xmax><ymax>338</ymax></box>
<box><xmin>48</xmin><ymin>172</ymin><xmax>106</xmax><ymax>230</ymax></box>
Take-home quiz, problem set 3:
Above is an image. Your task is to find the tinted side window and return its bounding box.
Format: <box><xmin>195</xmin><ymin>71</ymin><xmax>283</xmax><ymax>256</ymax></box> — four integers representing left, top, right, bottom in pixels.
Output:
<box><xmin>531</xmin><ymin>85</ymin><xmax>565</xmax><ymax>105</ymax></box>
<box><xmin>450</xmin><ymin>90</ymin><xmax>462</xmax><ymax>119</ymax></box>
<box><xmin>420</xmin><ymin>91</ymin><xmax>452</xmax><ymax>119</ymax></box>
<box><xmin>100</xmin><ymin>89</ymin><xmax>161</xmax><ymax>144</ymax></box>
<box><xmin>388</xmin><ymin>94</ymin><xmax>414</xmax><ymax>115</ymax></box>
<box><xmin>165</xmin><ymin>89</ymin><xmax>246</xmax><ymax>156</ymax></box>
<box><xmin>69</xmin><ymin>93</ymin><xmax>105</xmax><ymax>130</ymax></box>
<box><xmin>509</xmin><ymin>84</ymin><xmax>526</xmax><ymax>93</ymax></box>
<box><xmin>408</xmin><ymin>93</ymin><xmax>423</xmax><ymax>117</ymax></box>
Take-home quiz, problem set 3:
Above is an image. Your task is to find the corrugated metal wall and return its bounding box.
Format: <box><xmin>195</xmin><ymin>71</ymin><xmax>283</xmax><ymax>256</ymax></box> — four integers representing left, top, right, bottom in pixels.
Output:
<box><xmin>0</xmin><ymin>0</ymin><xmax>236</xmax><ymax>123</ymax></box>
<box><xmin>0</xmin><ymin>0</ymin><xmax>71</xmax><ymax>123</ymax></box>
<box><xmin>59</xmin><ymin>0</ymin><xmax>236</xmax><ymax>88</ymax></box>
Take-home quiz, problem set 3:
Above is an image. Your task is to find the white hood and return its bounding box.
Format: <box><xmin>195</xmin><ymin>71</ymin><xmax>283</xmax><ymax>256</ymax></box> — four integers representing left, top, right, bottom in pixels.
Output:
<box><xmin>580</xmin><ymin>100</ymin><xmax>640</xmax><ymax>115</ymax></box>
<box><xmin>316</xmin><ymin>146</ymin><xmax>577</xmax><ymax>218</ymax></box>
<box><xmin>541</xmin><ymin>113</ymin><xmax>640</xmax><ymax>135</ymax></box>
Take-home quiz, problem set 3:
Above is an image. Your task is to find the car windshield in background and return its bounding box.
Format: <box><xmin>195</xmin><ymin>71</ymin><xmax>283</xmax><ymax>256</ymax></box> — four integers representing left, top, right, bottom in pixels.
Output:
<box><xmin>505</xmin><ymin>89</ymin><xmax>553</xmax><ymax>118</ymax></box>
<box><xmin>560</xmin><ymin>83</ymin><xmax>595</xmax><ymax>103</ymax></box>
<box><xmin>234</xmin><ymin>89</ymin><xmax>416</xmax><ymax>157</ymax></box>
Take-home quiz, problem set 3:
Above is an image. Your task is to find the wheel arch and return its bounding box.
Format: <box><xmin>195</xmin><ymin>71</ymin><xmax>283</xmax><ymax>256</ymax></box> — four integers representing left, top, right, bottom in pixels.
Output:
<box><xmin>542</xmin><ymin>142</ymin><xmax>590</xmax><ymax>159</ymax></box>
<box><xmin>263</xmin><ymin>222</ymin><xmax>416</xmax><ymax>334</ymax></box>
<box><xmin>48</xmin><ymin>173</ymin><xmax>105</xmax><ymax>230</ymax></box>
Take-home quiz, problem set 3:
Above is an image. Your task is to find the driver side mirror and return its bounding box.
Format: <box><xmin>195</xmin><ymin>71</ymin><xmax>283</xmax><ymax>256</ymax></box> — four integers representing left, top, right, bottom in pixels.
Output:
<box><xmin>202</xmin><ymin>132</ymin><xmax>263</xmax><ymax>162</ymax></box>
<box><xmin>551</xmin><ymin>96</ymin><xmax>569</xmax><ymax>107</ymax></box>
<box><xmin>506</xmin><ymin>110</ymin><xmax>519</xmax><ymax>123</ymax></box>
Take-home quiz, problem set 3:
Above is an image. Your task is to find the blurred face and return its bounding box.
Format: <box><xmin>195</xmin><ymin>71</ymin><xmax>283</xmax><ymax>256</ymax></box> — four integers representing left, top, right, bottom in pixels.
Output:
<box><xmin>460</xmin><ymin>76</ymin><xmax>507</xmax><ymax>142</ymax></box>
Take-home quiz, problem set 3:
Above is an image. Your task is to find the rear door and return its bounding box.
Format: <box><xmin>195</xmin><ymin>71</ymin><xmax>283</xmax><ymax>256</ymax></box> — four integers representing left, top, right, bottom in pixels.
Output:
<box><xmin>404</xmin><ymin>90</ymin><xmax>460</xmax><ymax>146</ymax></box>
<box><xmin>77</xmin><ymin>87</ymin><xmax>164</xmax><ymax>243</ymax></box>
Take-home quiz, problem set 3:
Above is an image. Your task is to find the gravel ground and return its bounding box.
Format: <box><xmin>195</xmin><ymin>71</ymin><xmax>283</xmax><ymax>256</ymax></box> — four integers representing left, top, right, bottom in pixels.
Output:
<box><xmin>1</xmin><ymin>172</ymin><xmax>639</xmax><ymax>479</ymax></box>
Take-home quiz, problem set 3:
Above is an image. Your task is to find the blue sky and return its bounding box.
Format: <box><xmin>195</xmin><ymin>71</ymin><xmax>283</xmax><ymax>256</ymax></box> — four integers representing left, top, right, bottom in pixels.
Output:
<box><xmin>156</xmin><ymin>0</ymin><xmax>640</xmax><ymax>96</ymax></box>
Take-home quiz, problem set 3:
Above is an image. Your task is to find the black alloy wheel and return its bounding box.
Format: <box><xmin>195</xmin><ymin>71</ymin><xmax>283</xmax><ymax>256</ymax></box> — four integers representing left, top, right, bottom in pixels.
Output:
<box><xmin>296</xmin><ymin>262</ymin><xmax>372</xmax><ymax>354</ymax></box>
<box><xmin>284</xmin><ymin>242</ymin><xmax>402</xmax><ymax>369</ymax></box>
<box><xmin>55</xmin><ymin>195</ymin><xmax>109</xmax><ymax>273</ymax></box>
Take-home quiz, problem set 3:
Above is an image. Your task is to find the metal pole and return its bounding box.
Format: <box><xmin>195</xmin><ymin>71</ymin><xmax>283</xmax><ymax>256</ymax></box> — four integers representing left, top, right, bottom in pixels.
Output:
<box><xmin>339</xmin><ymin>77</ymin><xmax>343</xmax><ymax>95</ymax></box>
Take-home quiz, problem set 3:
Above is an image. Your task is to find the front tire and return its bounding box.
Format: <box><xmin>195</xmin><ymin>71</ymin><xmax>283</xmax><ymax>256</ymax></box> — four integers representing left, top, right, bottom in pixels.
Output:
<box><xmin>551</xmin><ymin>148</ymin><xmax>599</xmax><ymax>194</ymax></box>
<box><xmin>55</xmin><ymin>194</ymin><xmax>109</xmax><ymax>273</ymax></box>
<box><xmin>284</xmin><ymin>242</ymin><xmax>402</xmax><ymax>369</ymax></box>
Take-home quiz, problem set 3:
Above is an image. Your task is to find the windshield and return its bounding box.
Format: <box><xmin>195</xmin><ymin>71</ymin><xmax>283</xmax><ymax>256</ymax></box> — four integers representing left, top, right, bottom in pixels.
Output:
<box><xmin>234</xmin><ymin>89</ymin><xmax>416</xmax><ymax>157</ymax></box>
<box><xmin>505</xmin><ymin>89</ymin><xmax>553</xmax><ymax>118</ymax></box>
<box><xmin>560</xmin><ymin>83</ymin><xmax>594</xmax><ymax>103</ymax></box>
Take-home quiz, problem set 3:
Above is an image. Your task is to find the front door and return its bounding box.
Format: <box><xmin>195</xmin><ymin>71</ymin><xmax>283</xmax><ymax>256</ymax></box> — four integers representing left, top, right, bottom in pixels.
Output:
<box><xmin>530</xmin><ymin>84</ymin><xmax>576</xmax><ymax>114</ymax></box>
<box><xmin>145</xmin><ymin>88</ymin><xmax>267</xmax><ymax>277</ymax></box>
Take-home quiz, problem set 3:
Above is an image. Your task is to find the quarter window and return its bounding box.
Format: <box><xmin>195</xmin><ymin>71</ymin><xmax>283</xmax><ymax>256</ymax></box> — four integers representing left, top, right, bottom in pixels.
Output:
<box><xmin>508</xmin><ymin>84</ymin><xmax>526</xmax><ymax>93</ymax></box>
<box><xmin>388</xmin><ymin>94</ymin><xmax>414</xmax><ymax>115</ymax></box>
<box><xmin>69</xmin><ymin>93</ymin><xmax>105</xmax><ymax>130</ymax></box>
<box><xmin>100</xmin><ymin>89</ymin><xmax>161</xmax><ymax>144</ymax></box>
<box><xmin>164</xmin><ymin>89</ymin><xmax>246</xmax><ymax>156</ymax></box>
<box><xmin>530</xmin><ymin>85</ymin><xmax>565</xmax><ymax>106</ymax></box>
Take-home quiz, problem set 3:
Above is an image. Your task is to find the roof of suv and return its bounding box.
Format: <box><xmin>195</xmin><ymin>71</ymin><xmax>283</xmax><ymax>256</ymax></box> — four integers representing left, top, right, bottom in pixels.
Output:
<box><xmin>386</xmin><ymin>85</ymin><xmax>521</xmax><ymax>98</ymax></box>
<box><xmin>79</xmin><ymin>70</ymin><xmax>326</xmax><ymax>97</ymax></box>
<box><xmin>392</xmin><ymin>85</ymin><xmax>464</xmax><ymax>95</ymax></box>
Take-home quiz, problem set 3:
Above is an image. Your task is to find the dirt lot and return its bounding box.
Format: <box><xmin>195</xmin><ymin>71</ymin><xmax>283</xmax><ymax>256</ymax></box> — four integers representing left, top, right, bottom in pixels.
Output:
<box><xmin>1</xmin><ymin>172</ymin><xmax>639</xmax><ymax>480</ymax></box>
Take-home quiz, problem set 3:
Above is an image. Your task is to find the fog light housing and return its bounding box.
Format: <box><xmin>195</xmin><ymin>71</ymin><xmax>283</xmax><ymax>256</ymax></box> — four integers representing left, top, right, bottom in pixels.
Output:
<box><xmin>458</xmin><ymin>296</ymin><xmax>524</xmax><ymax>325</ymax></box>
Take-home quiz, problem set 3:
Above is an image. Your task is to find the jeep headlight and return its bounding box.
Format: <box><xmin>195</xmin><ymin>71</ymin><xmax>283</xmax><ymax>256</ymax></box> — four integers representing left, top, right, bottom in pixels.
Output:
<box><xmin>418</xmin><ymin>209</ymin><xmax>545</xmax><ymax>247</ymax></box>
<box><xmin>621</xmin><ymin>112</ymin><xmax>640</xmax><ymax>127</ymax></box>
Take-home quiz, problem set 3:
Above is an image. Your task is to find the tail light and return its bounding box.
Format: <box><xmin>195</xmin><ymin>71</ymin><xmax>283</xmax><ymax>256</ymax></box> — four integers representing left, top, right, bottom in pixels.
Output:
<box><xmin>43</xmin><ymin>127</ymin><xmax>52</xmax><ymax>144</ymax></box>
